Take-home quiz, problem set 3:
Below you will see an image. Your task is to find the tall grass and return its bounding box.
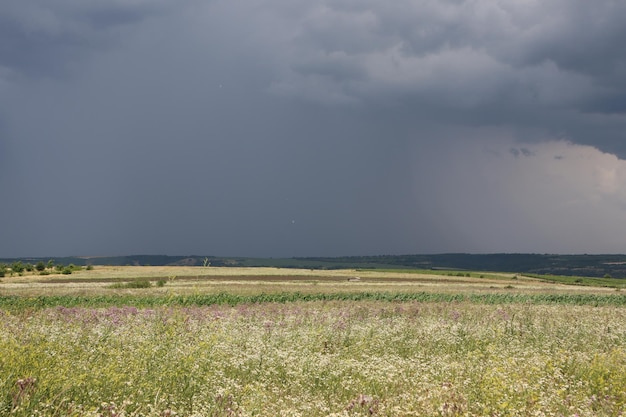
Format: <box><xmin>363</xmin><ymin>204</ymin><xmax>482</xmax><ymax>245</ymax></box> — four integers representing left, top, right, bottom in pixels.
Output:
<box><xmin>1</xmin><ymin>301</ymin><xmax>626</xmax><ymax>416</ymax></box>
<box><xmin>1</xmin><ymin>291</ymin><xmax>626</xmax><ymax>311</ymax></box>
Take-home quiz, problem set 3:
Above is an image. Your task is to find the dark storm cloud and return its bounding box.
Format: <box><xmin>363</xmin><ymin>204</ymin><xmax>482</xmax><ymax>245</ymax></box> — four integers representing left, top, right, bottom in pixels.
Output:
<box><xmin>510</xmin><ymin>148</ymin><xmax>534</xmax><ymax>158</ymax></box>
<box><xmin>0</xmin><ymin>0</ymin><xmax>189</xmax><ymax>78</ymax></box>
<box><xmin>285</xmin><ymin>1</ymin><xmax>623</xmax><ymax>101</ymax></box>
<box><xmin>259</xmin><ymin>0</ymin><xmax>626</xmax><ymax>156</ymax></box>
<box><xmin>2</xmin><ymin>0</ymin><xmax>626</xmax><ymax>257</ymax></box>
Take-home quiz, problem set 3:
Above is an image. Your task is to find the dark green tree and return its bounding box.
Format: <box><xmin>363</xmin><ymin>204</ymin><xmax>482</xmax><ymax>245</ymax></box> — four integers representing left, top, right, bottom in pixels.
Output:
<box><xmin>11</xmin><ymin>261</ymin><xmax>24</xmax><ymax>274</ymax></box>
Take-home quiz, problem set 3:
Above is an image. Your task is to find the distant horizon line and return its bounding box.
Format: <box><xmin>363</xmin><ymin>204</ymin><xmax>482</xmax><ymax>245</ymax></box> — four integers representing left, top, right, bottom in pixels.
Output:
<box><xmin>3</xmin><ymin>252</ymin><xmax>626</xmax><ymax>260</ymax></box>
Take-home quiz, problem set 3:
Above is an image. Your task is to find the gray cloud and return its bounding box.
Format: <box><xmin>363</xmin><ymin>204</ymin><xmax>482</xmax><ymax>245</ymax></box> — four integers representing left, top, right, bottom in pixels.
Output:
<box><xmin>0</xmin><ymin>0</ymin><xmax>193</xmax><ymax>80</ymax></box>
<box><xmin>2</xmin><ymin>0</ymin><xmax>626</xmax><ymax>257</ymax></box>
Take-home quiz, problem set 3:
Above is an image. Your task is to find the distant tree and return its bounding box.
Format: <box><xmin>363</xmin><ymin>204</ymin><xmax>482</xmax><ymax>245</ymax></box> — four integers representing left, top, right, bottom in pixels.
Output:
<box><xmin>47</xmin><ymin>259</ymin><xmax>55</xmax><ymax>269</ymax></box>
<box><xmin>36</xmin><ymin>261</ymin><xmax>46</xmax><ymax>272</ymax></box>
<box><xmin>0</xmin><ymin>263</ymin><xmax>6</xmax><ymax>277</ymax></box>
<box><xmin>24</xmin><ymin>263</ymin><xmax>34</xmax><ymax>272</ymax></box>
<box><xmin>11</xmin><ymin>261</ymin><xmax>24</xmax><ymax>274</ymax></box>
<box><xmin>55</xmin><ymin>264</ymin><xmax>64</xmax><ymax>272</ymax></box>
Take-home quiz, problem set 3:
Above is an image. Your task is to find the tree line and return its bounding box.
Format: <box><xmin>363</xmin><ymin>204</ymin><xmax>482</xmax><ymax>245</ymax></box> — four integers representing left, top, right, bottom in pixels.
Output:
<box><xmin>0</xmin><ymin>260</ymin><xmax>89</xmax><ymax>277</ymax></box>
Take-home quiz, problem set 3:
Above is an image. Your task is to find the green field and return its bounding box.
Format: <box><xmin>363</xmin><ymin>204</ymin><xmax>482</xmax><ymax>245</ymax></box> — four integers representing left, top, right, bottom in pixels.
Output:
<box><xmin>2</xmin><ymin>266</ymin><xmax>626</xmax><ymax>416</ymax></box>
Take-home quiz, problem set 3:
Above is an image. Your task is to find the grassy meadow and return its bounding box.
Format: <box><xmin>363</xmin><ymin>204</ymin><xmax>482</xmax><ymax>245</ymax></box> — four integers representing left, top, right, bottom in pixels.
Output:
<box><xmin>1</xmin><ymin>266</ymin><xmax>626</xmax><ymax>416</ymax></box>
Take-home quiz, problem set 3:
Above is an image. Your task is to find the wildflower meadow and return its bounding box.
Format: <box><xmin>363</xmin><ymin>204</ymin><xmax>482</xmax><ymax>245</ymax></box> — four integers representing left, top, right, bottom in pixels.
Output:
<box><xmin>1</xmin><ymin>267</ymin><xmax>626</xmax><ymax>416</ymax></box>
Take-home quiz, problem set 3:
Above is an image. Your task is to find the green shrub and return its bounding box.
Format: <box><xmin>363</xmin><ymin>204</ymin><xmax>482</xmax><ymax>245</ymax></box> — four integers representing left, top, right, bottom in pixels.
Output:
<box><xmin>108</xmin><ymin>280</ymin><xmax>153</xmax><ymax>289</ymax></box>
<box><xmin>62</xmin><ymin>267</ymin><xmax>72</xmax><ymax>275</ymax></box>
<box><xmin>129</xmin><ymin>280</ymin><xmax>152</xmax><ymax>288</ymax></box>
<box><xmin>156</xmin><ymin>279</ymin><xmax>166</xmax><ymax>287</ymax></box>
<box><xmin>36</xmin><ymin>261</ymin><xmax>46</xmax><ymax>271</ymax></box>
<box><xmin>86</xmin><ymin>265</ymin><xmax>94</xmax><ymax>270</ymax></box>
<box><xmin>11</xmin><ymin>261</ymin><xmax>24</xmax><ymax>274</ymax></box>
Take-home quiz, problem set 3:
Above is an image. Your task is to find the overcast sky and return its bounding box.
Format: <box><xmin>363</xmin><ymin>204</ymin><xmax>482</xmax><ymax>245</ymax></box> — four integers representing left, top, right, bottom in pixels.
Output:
<box><xmin>2</xmin><ymin>0</ymin><xmax>626</xmax><ymax>258</ymax></box>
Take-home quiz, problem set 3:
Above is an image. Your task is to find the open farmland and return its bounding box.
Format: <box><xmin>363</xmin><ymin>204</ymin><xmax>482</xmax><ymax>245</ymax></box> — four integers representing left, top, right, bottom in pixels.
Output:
<box><xmin>2</xmin><ymin>265</ymin><xmax>625</xmax><ymax>299</ymax></box>
<box><xmin>1</xmin><ymin>266</ymin><xmax>626</xmax><ymax>416</ymax></box>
